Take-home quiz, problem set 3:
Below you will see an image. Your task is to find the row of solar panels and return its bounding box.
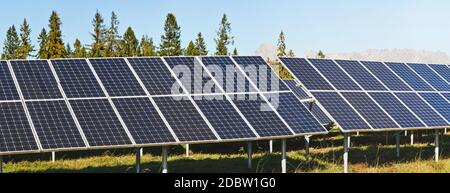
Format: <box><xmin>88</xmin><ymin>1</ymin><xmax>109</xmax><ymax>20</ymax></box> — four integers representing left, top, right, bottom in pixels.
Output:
<box><xmin>0</xmin><ymin>56</ymin><xmax>327</xmax><ymax>155</ymax></box>
<box><xmin>280</xmin><ymin>58</ymin><xmax>450</xmax><ymax>132</ymax></box>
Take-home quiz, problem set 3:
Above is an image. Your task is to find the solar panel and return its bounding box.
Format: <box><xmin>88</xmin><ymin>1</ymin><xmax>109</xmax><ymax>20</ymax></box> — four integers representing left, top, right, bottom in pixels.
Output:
<box><xmin>394</xmin><ymin>92</ymin><xmax>448</xmax><ymax>127</ymax></box>
<box><xmin>283</xmin><ymin>80</ymin><xmax>310</xmax><ymax>99</ymax></box>
<box><xmin>443</xmin><ymin>93</ymin><xmax>450</xmax><ymax>101</ymax></box>
<box><xmin>360</xmin><ymin>61</ymin><xmax>412</xmax><ymax>91</ymax></box>
<box><xmin>51</xmin><ymin>59</ymin><xmax>105</xmax><ymax>98</ymax></box>
<box><xmin>429</xmin><ymin>64</ymin><xmax>450</xmax><ymax>83</ymax></box>
<box><xmin>279</xmin><ymin>58</ymin><xmax>333</xmax><ymax>91</ymax></box>
<box><xmin>112</xmin><ymin>97</ymin><xmax>177</xmax><ymax>144</ymax></box>
<box><xmin>369</xmin><ymin>92</ymin><xmax>425</xmax><ymax>128</ymax></box>
<box><xmin>11</xmin><ymin>60</ymin><xmax>63</xmax><ymax>99</ymax></box>
<box><xmin>308</xmin><ymin>59</ymin><xmax>361</xmax><ymax>90</ymax></box>
<box><xmin>194</xmin><ymin>96</ymin><xmax>257</xmax><ymax>139</ymax></box>
<box><xmin>70</xmin><ymin>99</ymin><xmax>132</xmax><ymax>146</ymax></box>
<box><xmin>153</xmin><ymin>96</ymin><xmax>218</xmax><ymax>142</ymax></box>
<box><xmin>26</xmin><ymin>100</ymin><xmax>86</xmax><ymax>149</ymax></box>
<box><xmin>334</xmin><ymin>60</ymin><xmax>387</xmax><ymax>91</ymax></box>
<box><xmin>311</xmin><ymin>92</ymin><xmax>371</xmax><ymax>131</ymax></box>
<box><xmin>127</xmin><ymin>57</ymin><xmax>184</xmax><ymax>96</ymax></box>
<box><xmin>0</xmin><ymin>102</ymin><xmax>38</xmax><ymax>152</ymax></box>
<box><xmin>385</xmin><ymin>62</ymin><xmax>434</xmax><ymax>91</ymax></box>
<box><xmin>230</xmin><ymin>93</ymin><xmax>293</xmax><ymax>137</ymax></box>
<box><xmin>89</xmin><ymin>58</ymin><xmax>146</xmax><ymax>97</ymax></box>
<box><xmin>407</xmin><ymin>63</ymin><xmax>450</xmax><ymax>91</ymax></box>
<box><xmin>305</xmin><ymin>102</ymin><xmax>333</xmax><ymax>125</ymax></box>
<box><xmin>341</xmin><ymin>92</ymin><xmax>398</xmax><ymax>129</ymax></box>
<box><xmin>0</xmin><ymin>61</ymin><xmax>20</xmax><ymax>101</ymax></box>
<box><xmin>419</xmin><ymin>93</ymin><xmax>450</xmax><ymax>122</ymax></box>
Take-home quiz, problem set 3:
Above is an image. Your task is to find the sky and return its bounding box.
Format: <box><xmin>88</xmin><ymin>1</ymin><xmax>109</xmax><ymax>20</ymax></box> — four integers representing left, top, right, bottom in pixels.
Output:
<box><xmin>1</xmin><ymin>0</ymin><xmax>450</xmax><ymax>56</ymax></box>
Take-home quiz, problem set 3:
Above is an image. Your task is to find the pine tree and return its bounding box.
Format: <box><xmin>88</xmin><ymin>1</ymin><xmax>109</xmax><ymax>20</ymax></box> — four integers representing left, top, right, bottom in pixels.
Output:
<box><xmin>37</xmin><ymin>28</ymin><xmax>48</xmax><ymax>59</ymax></box>
<box><xmin>194</xmin><ymin>32</ymin><xmax>208</xmax><ymax>55</ymax></box>
<box><xmin>105</xmin><ymin>11</ymin><xmax>121</xmax><ymax>57</ymax></box>
<box><xmin>90</xmin><ymin>11</ymin><xmax>106</xmax><ymax>57</ymax></box>
<box><xmin>139</xmin><ymin>35</ymin><xmax>156</xmax><ymax>56</ymax></box>
<box><xmin>47</xmin><ymin>11</ymin><xmax>66</xmax><ymax>59</ymax></box>
<box><xmin>65</xmin><ymin>43</ymin><xmax>73</xmax><ymax>58</ymax></box>
<box><xmin>1</xmin><ymin>25</ymin><xmax>20</xmax><ymax>59</ymax></box>
<box><xmin>277</xmin><ymin>30</ymin><xmax>287</xmax><ymax>57</ymax></box>
<box><xmin>317</xmin><ymin>50</ymin><xmax>325</xmax><ymax>59</ymax></box>
<box><xmin>184</xmin><ymin>41</ymin><xmax>198</xmax><ymax>56</ymax></box>
<box><xmin>16</xmin><ymin>19</ymin><xmax>34</xmax><ymax>59</ymax></box>
<box><xmin>215</xmin><ymin>14</ymin><xmax>233</xmax><ymax>55</ymax></box>
<box><xmin>232</xmin><ymin>48</ymin><xmax>238</xmax><ymax>56</ymax></box>
<box><xmin>121</xmin><ymin>27</ymin><xmax>138</xmax><ymax>57</ymax></box>
<box><xmin>159</xmin><ymin>13</ymin><xmax>182</xmax><ymax>56</ymax></box>
<box><xmin>73</xmin><ymin>39</ymin><xmax>87</xmax><ymax>58</ymax></box>
<box><xmin>287</xmin><ymin>49</ymin><xmax>295</xmax><ymax>57</ymax></box>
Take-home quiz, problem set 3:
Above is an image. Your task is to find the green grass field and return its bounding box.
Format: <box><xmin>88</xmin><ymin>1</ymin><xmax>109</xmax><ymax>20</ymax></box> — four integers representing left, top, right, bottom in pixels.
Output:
<box><xmin>1</xmin><ymin>131</ymin><xmax>449</xmax><ymax>173</ymax></box>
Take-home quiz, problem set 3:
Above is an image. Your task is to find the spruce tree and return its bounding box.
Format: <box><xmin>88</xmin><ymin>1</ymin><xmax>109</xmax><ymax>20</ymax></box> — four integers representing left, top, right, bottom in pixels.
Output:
<box><xmin>184</xmin><ymin>41</ymin><xmax>198</xmax><ymax>56</ymax></box>
<box><xmin>232</xmin><ymin>48</ymin><xmax>238</xmax><ymax>56</ymax></box>
<box><xmin>287</xmin><ymin>49</ymin><xmax>295</xmax><ymax>57</ymax></box>
<box><xmin>1</xmin><ymin>25</ymin><xmax>20</xmax><ymax>59</ymax></box>
<box><xmin>139</xmin><ymin>35</ymin><xmax>156</xmax><ymax>56</ymax></box>
<box><xmin>17</xmin><ymin>19</ymin><xmax>34</xmax><ymax>59</ymax></box>
<box><xmin>159</xmin><ymin>13</ymin><xmax>182</xmax><ymax>56</ymax></box>
<box><xmin>194</xmin><ymin>32</ymin><xmax>208</xmax><ymax>56</ymax></box>
<box><xmin>317</xmin><ymin>50</ymin><xmax>325</xmax><ymax>59</ymax></box>
<box><xmin>37</xmin><ymin>28</ymin><xmax>48</xmax><ymax>59</ymax></box>
<box><xmin>73</xmin><ymin>39</ymin><xmax>87</xmax><ymax>58</ymax></box>
<box><xmin>90</xmin><ymin>10</ymin><xmax>106</xmax><ymax>57</ymax></box>
<box><xmin>47</xmin><ymin>11</ymin><xmax>66</xmax><ymax>59</ymax></box>
<box><xmin>105</xmin><ymin>11</ymin><xmax>120</xmax><ymax>57</ymax></box>
<box><xmin>121</xmin><ymin>27</ymin><xmax>138</xmax><ymax>57</ymax></box>
<box><xmin>214</xmin><ymin>14</ymin><xmax>233</xmax><ymax>55</ymax></box>
<box><xmin>277</xmin><ymin>30</ymin><xmax>287</xmax><ymax>57</ymax></box>
<box><xmin>65</xmin><ymin>43</ymin><xmax>73</xmax><ymax>58</ymax></box>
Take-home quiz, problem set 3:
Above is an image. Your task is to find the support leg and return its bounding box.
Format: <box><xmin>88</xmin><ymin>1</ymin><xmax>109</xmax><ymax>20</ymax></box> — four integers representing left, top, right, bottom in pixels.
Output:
<box><xmin>51</xmin><ymin>152</ymin><xmax>56</xmax><ymax>163</ymax></box>
<box><xmin>343</xmin><ymin>133</ymin><xmax>349</xmax><ymax>173</ymax></box>
<box><xmin>247</xmin><ymin>142</ymin><xmax>252</xmax><ymax>169</ymax></box>
<box><xmin>185</xmin><ymin>144</ymin><xmax>190</xmax><ymax>158</ymax></box>
<box><xmin>162</xmin><ymin>146</ymin><xmax>168</xmax><ymax>173</ymax></box>
<box><xmin>136</xmin><ymin>148</ymin><xmax>141</xmax><ymax>173</ymax></box>
<box><xmin>410</xmin><ymin>131</ymin><xmax>414</xmax><ymax>145</ymax></box>
<box><xmin>396</xmin><ymin>134</ymin><xmax>400</xmax><ymax>158</ymax></box>
<box><xmin>0</xmin><ymin>155</ymin><xmax>3</xmax><ymax>173</ymax></box>
<box><xmin>347</xmin><ymin>135</ymin><xmax>351</xmax><ymax>148</ymax></box>
<box><xmin>404</xmin><ymin>130</ymin><xmax>407</xmax><ymax>136</ymax></box>
<box><xmin>356</xmin><ymin>132</ymin><xmax>359</xmax><ymax>136</ymax></box>
<box><xmin>140</xmin><ymin>148</ymin><xmax>144</xmax><ymax>157</ymax></box>
<box><xmin>269</xmin><ymin>140</ymin><xmax>273</xmax><ymax>153</ymax></box>
<box><xmin>281</xmin><ymin>139</ymin><xmax>287</xmax><ymax>173</ymax></box>
<box><xmin>435</xmin><ymin>130</ymin><xmax>439</xmax><ymax>162</ymax></box>
<box><xmin>304</xmin><ymin>136</ymin><xmax>310</xmax><ymax>160</ymax></box>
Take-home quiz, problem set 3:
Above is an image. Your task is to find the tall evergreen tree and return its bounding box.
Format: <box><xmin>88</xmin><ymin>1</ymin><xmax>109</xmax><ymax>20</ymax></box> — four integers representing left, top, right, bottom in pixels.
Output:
<box><xmin>121</xmin><ymin>27</ymin><xmax>138</xmax><ymax>57</ymax></box>
<box><xmin>232</xmin><ymin>48</ymin><xmax>238</xmax><ymax>56</ymax></box>
<box><xmin>317</xmin><ymin>50</ymin><xmax>325</xmax><ymax>59</ymax></box>
<box><xmin>277</xmin><ymin>30</ymin><xmax>287</xmax><ymax>57</ymax></box>
<box><xmin>16</xmin><ymin>19</ymin><xmax>34</xmax><ymax>59</ymax></box>
<box><xmin>139</xmin><ymin>35</ymin><xmax>156</xmax><ymax>56</ymax></box>
<box><xmin>1</xmin><ymin>25</ymin><xmax>20</xmax><ymax>59</ymax></box>
<box><xmin>37</xmin><ymin>28</ymin><xmax>49</xmax><ymax>59</ymax></box>
<box><xmin>194</xmin><ymin>32</ymin><xmax>208</xmax><ymax>55</ymax></box>
<box><xmin>90</xmin><ymin>10</ymin><xmax>106</xmax><ymax>57</ymax></box>
<box><xmin>159</xmin><ymin>13</ymin><xmax>182</xmax><ymax>56</ymax></box>
<box><xmin>287</xmin><ymin>49</ymin><xmax>295</xmax><ymax>57</ymax></box>
<box><xmin>184</xmin><ymin>41</ymin><xmax>198</xmax><ymax>56</ymax></box>
<box><xmin>73</xmin><ymin>39</ymin><xmax>87</xmax><ymax>58</ymax></box>
<box><xmin>214</xmin><ymin>14</ymin><xmax>233</xmax><ymax>55</ymax></box>
<box><xmin>105</xmin><ymin>11</ymin><xmax>121</xmax><ymax>57</ymax></box>
<box><xmin>65</xmin><ymin>43</ymin><xmax>73</xmax><ymax>58</ymax></box>
<box><xmin>47</xmin><ymin>11</ymin><xmax>66</xmax><ymax>58</ymax></box>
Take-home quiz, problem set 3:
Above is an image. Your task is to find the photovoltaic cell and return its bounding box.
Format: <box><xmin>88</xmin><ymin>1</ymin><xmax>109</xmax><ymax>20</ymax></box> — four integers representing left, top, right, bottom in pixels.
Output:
<box><xmin>26</xmin><ymin>100</ymin><xmax>85</xmax><ymax>149</ymax></box>
<box><xmin>279</xmin><ymin>58</ymin><xmax>333</xmax><ymax>91</ymax></box>
<box><xmin>51</xmin><ymin>59</ymin><xmax>105</xmax><ymax>98</ymax></box>
<box><xmin>360</xmin><ymin>61</ymin><xmax>412</xmax><ymax>91</ymax></box>
<box><xmin>153</xmin><ymin>96</ymin><xmax>217</xmax><ymax>142</ymax></box>
<box><xmin>0</xmin><ymin>61</ymin><xmax>20</xmax><ymax>101</ymax></box>
<box><xmin>308</xmin><ymin>59</ymin><xmax>361</xmax><ymax>90</ymax></box>
<box><xmin>419</xmin><ymin>93</ymin><xmax>450</xmax><ymax>122</ymax></box>
<box><xmin>408</xmin><ymin>63</ymin><xmax>450</xmax><ymax>91</ymax></box>
<box><xmin>112</xmin><ymin>97</ymin><xmax>176</xmax><ymax>144</ymax></box>
<box><xmin>305</xmin><ymin>102</ymin><xmax>333</xmax><ymax>125</ymax></box>
<box><xmin>395</xmin><ymin>93</ymin><xmax>448</xmax><ymax>127</ymax></box>
<box><xmin>0</xmin><ymin>102</ymin><xmax>38</xmax><ymax>152</ymax></box>
<box><xmin>369</xmin><ymin>92</ymin><xmax>425</xmax><ymax>128</ymax></box>
<box><xmin>11</xmin><ymin>60</ymin><xmax>63</xmax><ymax>99</ymax></box>
<box><xmin>312</xmin><ymin>92</ymin><xmax>371</xmax><ymax>131</ymax></box>
<box><xmin>89</xmin><ymin>58</ymin><xmax>146</xmax><ymax>97</ymax></box>
<box><xmin>194</xmin><ymin>96</ymin><xmax>257</xmax><ymax>139</ymax></box>
<box><xmin>443</xmin><ymin>93</ymin><xmax>450</xmax><ymax>101</ymax></box>
<box><xmin>429</xmin><ymin>64</ymin><xmax>450</xmax><ymax>83</ymax></box>
<box><xmin>70</xmin><ymin>99</ymin><xmax>132</xmax><ymax>146</ymax></box>
<box><xmin>335</xmin><ymin>60</ymin><xmax>387</xmax><ymax>91</ymax></box>
<box><xmin>283</xmin><ymin>80</ymin><xmax>310</xmax><ymax>99</ymax></box>
<box><xmin>341</xmin><ymin>92</ymin><xmax>398</xmax><ymax>129</ymax></box>
<box><xmin>127</xmin><ymin>57</ymin><xmax>184</xmax><ymax>96</ymax></box>
<box><xmin>385</xmin><ymin>62</ymin><xmax>434</xmax><ymax>91</ymax></box>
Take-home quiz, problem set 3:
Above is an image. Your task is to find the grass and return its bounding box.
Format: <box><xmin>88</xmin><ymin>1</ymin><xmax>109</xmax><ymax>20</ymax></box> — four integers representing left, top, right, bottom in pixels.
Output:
<box><xmin>1</xmin><ymin>130</ymin><xmax>449</xmax><ymax>173</ymax></box>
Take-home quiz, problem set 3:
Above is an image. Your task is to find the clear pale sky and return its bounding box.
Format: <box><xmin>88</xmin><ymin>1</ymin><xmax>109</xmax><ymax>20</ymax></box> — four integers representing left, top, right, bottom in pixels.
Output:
<box><xmin>1</xmin><ymin>0</ymin><xmax>449</xmax><ymax>56</ymax></box>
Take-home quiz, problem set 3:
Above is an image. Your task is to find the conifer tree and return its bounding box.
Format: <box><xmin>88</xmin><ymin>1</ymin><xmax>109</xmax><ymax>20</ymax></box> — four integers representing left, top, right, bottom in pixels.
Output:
<box><xmin>184</xmin><ymin>41</ymin><xmax>198</xmax><ymax>56</ymax></box>
<box><xmin>65</xmin><ymin>43</ymin><xmax>73</xmax><ymax>58</ymax></box>
<box><xmin>194</xmin><ymin>32</ymin><xmax>208</xmax><ymax>55</ymax></box>
<box><xmin>215</xmin><ymin>14</ymin><xmax>233</xmax><ymax>55</ymax></box>
<box><xmin>90</xmin><ymin>10</ymin><xmax>106</xmax><ymax>57</ymax></box>
<box><xmin>277</xmin><ymin>30</ymin><xmax>287</xmax><ymax>57</ymax></box>
<box><xmin>47</xmin><ymin>11</ymin><xmax>66</xmax><ymax>59</ymax></box>
<box><xmin>159</xmin><ymin>13</ymin><xmax>182</xmax><ymax>56</ymax></box>
<box><xmin>37</xmin><ymin>28</ymin><xmax>49</xmax><ymax>59</ymax></box>
<box><xmin>317</xmin><ymin>50</ymin><xmax>325</xmax><ymax>59</ymax></box>
<box><xmin>287</xmin><ymin>49</ymin><xmax>295</xmax><ymax>57</ymax></box>
<box><xmin>232</xmin><ymin>48</ymin><xmax>238</xmax><ymax>56</ymax></box>
<box><xmin>139</xmin><ymin>35</ymin><xmax>156</xmax><ymax>56</ymax></box>
<box><xmin>16</xmin><ymin>19</ymin><xmax>34</xmax><ymax>59</ymax></box>
<box><xmin>1</xmin><ymin>25</ymin><xmax>20</xmax><ymax>59</ymax></box>
<box><xmin>105</xmin><ymin>11</ymin><xmax>121</xmax><ymax>57</ymax></box>
<box><xmin>121</xmin><ymin>27</ymin><xmax>138</xmax><ymax>57</ymax></box>
<box><xmin>73</xmin><ymin>39</ymin><xmax>87</xmax><ymax>58</ymax></box>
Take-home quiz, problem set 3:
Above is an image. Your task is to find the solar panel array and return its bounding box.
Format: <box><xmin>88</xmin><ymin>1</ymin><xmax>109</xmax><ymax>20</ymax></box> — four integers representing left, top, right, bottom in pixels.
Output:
<box><xmin>279</xmin><ymin>57</ymin><xmax>450</xmax><ymax>132</ymax></box>
<box><xmin>0</xmin><ymin>56</ymin><xmax>327</xmax><ymax>155</ymax></box>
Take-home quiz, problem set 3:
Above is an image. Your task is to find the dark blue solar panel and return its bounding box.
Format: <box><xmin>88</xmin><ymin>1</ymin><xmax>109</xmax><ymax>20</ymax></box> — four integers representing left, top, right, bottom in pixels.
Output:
<box><xmin>279</xmin><ymin>58</ymin><xmax>333</xmax><ymax>91</ymax></box>
<box><xmin>52</xmin><ymin>59</ymin><xmax>105</xmax><ymax>98</ymax></box>
<box><xmin>284</xmin><ymin>80</ymin><xmax>310</xmax><ymax>99</ymax></box>
<box><xmin>312</xmin><ymin>92</ymin><xmax>371</xmax><ymax>131</ymax></box>
<box><xmin>264</xmin><ymin>93</ymin><xmax>327</xmax><ymax>134</ymax></box>
<box><xmin>194</xmin><ymin>96</ymin><xmax>257</xmax><ymax>139</ymax></box>
<box><xmin>419</xmin><ymin>93</ymin><xmax>450</xmax><ymax>122</ymax></box>
<box><xmin>112</xmin><ymin>97</ymin><xmax>176</xmax><ymax>144</ymax></box>
<box><xmin>0</xmin><ymin>102</ymin><xmax>38</xmax><ymax>152</ymax></box>
<box><xmin>369</xmin><ymin>92</ymin><xmax>425</xmax><ymax>128</ymax></box>
<box><xmin>360</xmin><ymin>61</ymin><xmax>412</xmax><ymax>91</ymax></box>
<box><xmin>70</xmin><ymin>99</ymin><xmax>132</xmax><ymax>146</ymax></box>
<box><xmin>308</xmin><ymin>59</ymin><xmax>361</xmax><ymax>90</ymax></box>
<box><xmin>304</xmin><ymin>102</ymin><xmax>333</xmax><ymax>125</ymax></box>
<box><xmin>0</xmin><ymin>61</ymin><xmax>20</xmax><ymax>101</ymax></box>
<box><xmin>335</xmin><ymin>60</ymin><xmax>387</xmax><ymax>91</ymax></box>
<box><xmin>11</xmin><ymin>60</ymin><xmax>63</xmax><ymax>99</ymax></box>
<box><xmin>89</xmin><ymin>58</ymin><xmax>146</xmax><ymax>97</ymax></box>
<box><xmin>408</xmin><ymin>63</ymin><xmax>450</xmax><ymax>91</ymax></box>
<box><xmin>26</xmin><ymin>100</ymin><xmax>85</xmax><ymax>149</ymax></box>
<box><xmin>341</xmin><ymin>92</ymin><xmax>398</xmax><ymax>129</ymax></box>
<box><xmin>385</xmin><ymin>62</ymin><xmax>434</xmax><ymax>91</ymax></box>
<box><xmin>429</xmin><ymin>64</ymin><xmax>450</xmax><ymax>83</ymax></box>
<box><xmin>153</xmin><ymin>96</ymin><xmax>218</xmax><ymax>142</ymax></box>
<box><xmin>443</xmin><ymin>93</ymin><xmax>450</xmax><ymax>101</ymax></box>
<box><xmin>231</xmin><ymin>93</ymin><xmax>293</xmax><ymax>137</ymax></box>
<box><xmin>127</xmin><ymin>57</ymin><xmax>184</xmax><ymax>96</ymax></box>
<box><xmin>395</xmin><ymin>93</ymin><xmax>448</xmax><ymax>127</ymax></box>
